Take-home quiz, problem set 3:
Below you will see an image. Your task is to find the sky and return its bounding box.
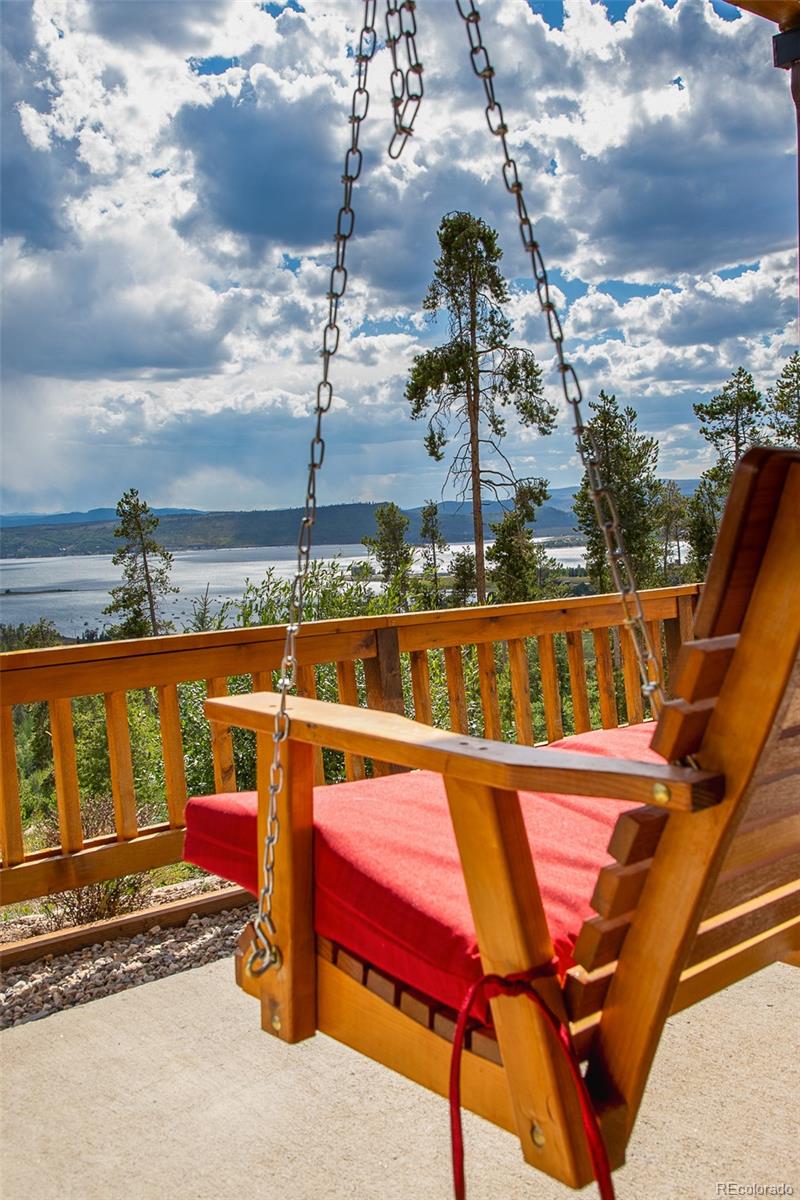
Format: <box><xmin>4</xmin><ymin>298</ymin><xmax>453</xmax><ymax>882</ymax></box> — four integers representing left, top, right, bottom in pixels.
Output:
<box><xmin>1</xmin><ymin>0</ymin><xmax>797</xmax><ymax>515</ymax></box>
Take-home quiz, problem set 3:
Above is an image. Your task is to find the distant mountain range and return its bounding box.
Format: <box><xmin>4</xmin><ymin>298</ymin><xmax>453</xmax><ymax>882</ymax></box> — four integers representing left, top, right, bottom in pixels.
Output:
<box><xmin>0</xmin><ymin>481</ymin><xmax>699</xmax><ymax>559</ymax></box>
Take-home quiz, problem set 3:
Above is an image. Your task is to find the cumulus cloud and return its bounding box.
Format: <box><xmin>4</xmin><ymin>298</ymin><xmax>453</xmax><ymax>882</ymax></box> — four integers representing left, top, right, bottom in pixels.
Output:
<box><xmin>0</xmin><ymin>0</ymin><xmax>796</xmax><ymax>515</ymax></box>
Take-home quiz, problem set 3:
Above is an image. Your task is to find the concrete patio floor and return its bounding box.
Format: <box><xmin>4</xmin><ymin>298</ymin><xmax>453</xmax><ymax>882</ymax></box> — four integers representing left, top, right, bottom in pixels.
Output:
<box><xmin>2</xmin><ymin>957</ymin><xmax>798</xmax><ymax>1200</ymax></box>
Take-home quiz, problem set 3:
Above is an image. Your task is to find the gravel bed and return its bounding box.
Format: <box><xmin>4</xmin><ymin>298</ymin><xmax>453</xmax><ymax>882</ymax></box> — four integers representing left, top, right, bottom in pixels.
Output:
<box><xmin>0</xmin><ymin>903</ymin><xmax>257</xmax><ymax>1031</ymax></box>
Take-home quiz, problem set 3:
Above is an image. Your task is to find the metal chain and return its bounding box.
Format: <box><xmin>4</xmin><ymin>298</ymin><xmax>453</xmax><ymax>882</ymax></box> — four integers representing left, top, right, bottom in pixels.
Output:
<box><xmin>385</xmin><ymin>0</ymin><xmax>424</xmax><ymax>158</ymax></box>
<box><xmin>248</xmin><ymin>0</ymin><xmax>378</xmax><ymax>977</ymax></box>
<box><xmin>453</xmin><ymin>0</ymin><xmax>665</xmax><ymax>717</ymax></box>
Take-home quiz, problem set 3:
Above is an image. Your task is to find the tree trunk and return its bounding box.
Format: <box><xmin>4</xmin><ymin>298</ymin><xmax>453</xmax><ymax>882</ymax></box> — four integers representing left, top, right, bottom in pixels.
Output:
<box><xmin>134</xmin><ymin>512</ymin><xmax>160</xmax><ymax>636</ymax></box>
<box><xmin>468</xmin><ymin>280</ymin><xmax>486</xmax><ymax>604</ymax></box>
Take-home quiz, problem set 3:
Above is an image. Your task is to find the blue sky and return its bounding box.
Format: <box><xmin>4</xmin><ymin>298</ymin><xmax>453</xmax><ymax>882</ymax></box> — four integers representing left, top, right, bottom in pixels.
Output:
<box><xmin>1</xmin><ymin>0</ymin><xmax>796</xmax><ymax>514</ymax></box>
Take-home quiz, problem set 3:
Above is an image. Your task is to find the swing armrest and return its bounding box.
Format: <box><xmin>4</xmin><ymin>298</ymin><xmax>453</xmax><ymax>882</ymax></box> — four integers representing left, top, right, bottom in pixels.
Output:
<box><xmin>205</xmin><ymin>692</ymin><xmax>724</xmax><ymax>811</ymax></box>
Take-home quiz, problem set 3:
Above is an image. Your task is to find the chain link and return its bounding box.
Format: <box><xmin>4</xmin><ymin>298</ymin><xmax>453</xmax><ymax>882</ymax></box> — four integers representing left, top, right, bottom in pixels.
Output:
<box><xmin>453</xmin><ymin>0</ymin><xmax>665</xmax><ymax>717</ymax></box>
<box><xmin>248</xmin><ymin>0</ymin><xmax>378</xmax><ymax>978</ymax></box>
<box><xmin>385</xmin><ymin>0</ymin><xmax>424</xmax><ymax>158</ymax></box>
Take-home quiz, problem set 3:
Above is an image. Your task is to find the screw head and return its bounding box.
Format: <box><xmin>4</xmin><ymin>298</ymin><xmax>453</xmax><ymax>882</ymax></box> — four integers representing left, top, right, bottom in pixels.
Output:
<box><xmin>271</xmin><ymin>1013</ymin><xmax>282</xmax><ymax>1032</ymax></box>
<box><xmin>531</xmin><ymin>1122</ymin><xmax>546</xmax><ymax>1149</ymax></box>
<box><xmin>652</xmin><ymin>782</ymin><xmax>671</xmax><ymax>805</ymax></box>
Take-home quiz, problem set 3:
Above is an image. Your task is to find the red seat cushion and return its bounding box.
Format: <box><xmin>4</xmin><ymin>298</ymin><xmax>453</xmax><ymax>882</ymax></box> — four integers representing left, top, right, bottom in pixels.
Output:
<box><xmin>184</xmin><ymin>722</ymin><xmax>664</xmax><ymax>1015</ymax></box>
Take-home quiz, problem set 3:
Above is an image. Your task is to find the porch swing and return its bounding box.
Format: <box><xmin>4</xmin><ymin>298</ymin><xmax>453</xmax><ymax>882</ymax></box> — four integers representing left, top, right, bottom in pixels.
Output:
<box><xmin>183</xmin><ymin>2</ymin><xmax>800</xmax><ymax>1196</ymax></box>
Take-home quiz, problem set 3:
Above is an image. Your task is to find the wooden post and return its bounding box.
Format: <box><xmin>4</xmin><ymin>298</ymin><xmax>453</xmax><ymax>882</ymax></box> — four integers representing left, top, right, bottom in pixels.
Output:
<box><xmin>537</xmin><ymin>635</ymin><xmax>563</xmax><ymax>742</ymax></box>
<box><xmin>507</xmin><ymin>639</ymin><xmax>534</xmax><ymax>746</ymax></box>
<box><xmin>592</xmin><ymin>628</ymin><xmax>618</xmax><ymax>729</ymax></box>
<box><xmin>335</xmin><ymin>660</ymin><xmax>366</xmax><ymax>780</ymax></box>
<box><xmin>565</xmin><ymin>630</ymin><xmax>591</xmax><ymax>734</ymax></box>
<box><xmin>157</xmin><ymin>684</ymin><xmax>187</xmax><ymax>827</ymax></box>
<box><xmin>206</xmin><ymin>678</ymin><xmax>236</xmax><ymax>793</ymax></box>
<box><xmin>477</xmin><ymin>641</ymin><xmax>502</xmax><ymax>740</ymax></box>
<box><xmin>242</xmin><ymin>732</ymin><xmax>316</xmax><ymax>1044</ymax></box>
<box><xmin>296</xmin><ymin>664</ymin><xmax>325</xmax><ymax>785</ymax></box>
<box><xmin>363</xmin><ymin>627</ymin><xmax>407</xmax><ymax>774</ymax></box>
<box><xmin>104</xmin><ymin>692</ymin><xmax>138</xmax><ymax>841</ymax></box>
<box><xmin>49</xmin><ymin>698</ymin><xmax>84</xmax><ymax>852</ymax></box>
<box><xmin>444</xmin><ymin>776</ymin><xmax>596</xmax><ymax>1187</ymax></box>
<box><xmin>0</xmin><ymin>707</ymin><xmax>25</xmax><ymax>866</ymax></box>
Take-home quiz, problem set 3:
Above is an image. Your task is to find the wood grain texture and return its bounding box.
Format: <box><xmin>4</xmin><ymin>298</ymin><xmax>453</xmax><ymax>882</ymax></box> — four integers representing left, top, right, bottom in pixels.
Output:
<box><xmin>565</xmin><ymin>630</ymin><xmax>590</xmax><ymax>734</ymax></box>
<box><xmin>206</xmin><ymin>677</ymin><xmax>237</xmax><ymax>794</ymax></box>
<box><xmin>157</xmin><ymin>683</ymin><xmax>187</xmax><ymax>827</ymax></box>
<box><xmin>507</xmin><ymin>638</ymin><xmax>534</xmax><ymax>746</ymax></box>
<box><xmin>0</xmin><ymin>706</ymin><xmax>24</xmax><ymax>866</ymax></box>
<box><xmin>335</xmin><ymin>660</ymin><xmax>365</xmax><ymax>781</ymax></box>
<box><xmin>444</xmin><ymin>775</ymin><xmax>600</xmax><ymax>1186</ymax></box>
<box><xmin>619</xmin><ymin>626</ymin><xmax>644</xmax><ymax>725</ymax></box>
<box><xmin>296</xmin><ymin>663</ymin><xmax>325</xmax><ymax>786</ymax></box>
<box><xmin>537</xmin><ymin>634</ymin><xmax>563</xmax><ymax>742</ymax></box>
<box><xmin>444</xmin><ymin>644</ymin><xmax>469</xmax><ymax>735</ymax></box>
<box><xmin>49</xmin><ymin>697</ymin><xmax>84</xmax><ymax>852</ymax></box>
<box><xmin>592</xmin><ymin>628</ymin><xmax>618</xmax><ymax>730</ymax></box>
<box><xmin>409</xmin><ymin>649</ymin><xmax>433</xmax><ymax>727</ymax></box>
<box><xmin>476</xmin><ymin>641</ymin><xmax>502</xmax><ymax>741</ymax></box>
<box><xmin>104</xmin><ymin>691</ymin><xmax>138</xmax><ymax>840</ymax></box>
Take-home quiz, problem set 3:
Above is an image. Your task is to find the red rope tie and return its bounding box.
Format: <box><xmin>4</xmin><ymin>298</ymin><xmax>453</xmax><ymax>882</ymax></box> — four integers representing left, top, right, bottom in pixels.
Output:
<box><xmin>449</xmin><ymin>967</ymin><xmax>615</xmax><ymax>1200</ymax></box>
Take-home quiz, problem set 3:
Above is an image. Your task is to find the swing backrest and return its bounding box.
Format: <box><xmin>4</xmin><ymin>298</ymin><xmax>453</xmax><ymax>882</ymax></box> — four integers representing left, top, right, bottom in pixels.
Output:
<box><xmin>567</xmin><ymin>447</ymin><xmax>800</xmax><ymax>1152</ymax></box>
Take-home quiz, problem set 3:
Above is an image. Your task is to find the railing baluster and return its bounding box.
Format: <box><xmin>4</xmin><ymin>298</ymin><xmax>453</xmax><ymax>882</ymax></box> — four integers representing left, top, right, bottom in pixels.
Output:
<box><xmin>646</xmin><ymin>619</ymin><xmax>664</xmax><ymax>692</ymax></box>
<box><xmin>0</xmin><ymin>706</ymin><xmax>25</xmax><ymax>866</ymax></box>
<box><xmin>252</xmin><ymin>670</ymin><xmax>273</xmax><ymax>693</ymax></box>
<box><xmin>476</xmin><ymin>642</ymin><xmax>502</xmax><ymax>740</ymax></box>
<box><xmin>49</xmin><ymin>698</ymin><xmax>84</xmax><ymax>852</ymax></box>
<box><xmin>335</xmin><ymin>661</ymin><xmax>366</xmax><ymax>781</ymax></box>
<box><xmin>296</xmin><ymin>663</ymin><xmax>326</xmax><ymax>785</ymax></box>
<box><xmin>507</xmin><ymin>638</ymin><xmax>534</xmax><ymax>746</ymax></box>
<box><xmin>537</xmin><ymin>634</ymin><xmax>563</xmax><ymax>742</ymax></box>
<box><xmin>205</xmin><ymin>678</ymin><xmax>237</xmax><ymax>794</ymax></box>
<box><xmin>444</xmin><ymin>645</ymin><xmax>469</xmax><ymax>734</ymax></box>
<box><xmin>620</xmin><ymin>626</ymin><xmax>644</xmax><ymax>725</ymax></box>
<box><xmin>157</xmin><ymin>684</ymin><xmax>187</xmax><ymax>827</ymax></box>
<box><xmin>363</xmin><ymin>629</ymin><xmax>406</xmax><ymax>775</ymax></box>
<box><xmin>409</xmin><ymin>649</ymin><xmax>432</xmax><ymax>726</ymax></box>
<box><xmin>104</xmin><ymin>692</ymin><xmax>138</xmax><ymax>840</ymax></box>
<box><xmin>592</xmin><ymin>627</ymin><xmax>619</xmax><ymax>729</ymax></box>
<box><xmin>565</xmin><ymin>630</ymin><xmax>591</xmax><ymax>734</ymax></box>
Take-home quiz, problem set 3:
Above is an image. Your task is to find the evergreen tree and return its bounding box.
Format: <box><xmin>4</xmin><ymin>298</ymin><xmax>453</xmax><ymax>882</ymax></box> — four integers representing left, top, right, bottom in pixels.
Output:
<box><xmin>653</xmin><ymin>479</ymin><xmax>688</xmax><ymax>584</ymax></box>
<box><xmin>361</xmin><ymin>502</ymin><xmax>414</xmax><ymax>598</ymax></box>
<box><xmin>572</xmin><ymin>392</ymin><xmax>661</xmax><ymax>593</ymax></box>
<box><xmin>693</xmin><ymin>367</ymin><xmax>766</xmax><ymax>488</ymax></box>
<box><xmin>486</xmin><ymin>479</ymin><xmax>553</xmax><ymax>603</ymax></box>
<box><xmin>765</xmin><ymin>352</ymin><xmax>800</xmax><ymax>447</ymax></box>
<box><xmin>406</xmin><ymin>211</ymin><xmax>556</xmax><ymax>604</ymax></box>
<box><xmin>448</xmin><ymin>548</ymin><xmax>477</xmax><ymax>607</ymax></box>
<box><xmin>104</xmin><ymin>489</ymin><xmax>177</xmax><ymax>638</ymax></box>
<box><xmin>686</xmin><ymin>475</ymin><xmax>723</xmax><ymax>578</ymax></box>
<box><xmin>419</xmin><ymin>500</ymin><xmax>448</xmax><ymax>606</ymax></box>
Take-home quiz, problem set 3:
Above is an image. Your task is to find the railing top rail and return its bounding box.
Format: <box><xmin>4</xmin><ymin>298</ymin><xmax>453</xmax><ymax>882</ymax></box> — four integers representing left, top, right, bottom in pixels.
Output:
<box><xmin>0</xmin><ymin>584</ymin><xmax>701</xmax><ymax>676</ymax></box>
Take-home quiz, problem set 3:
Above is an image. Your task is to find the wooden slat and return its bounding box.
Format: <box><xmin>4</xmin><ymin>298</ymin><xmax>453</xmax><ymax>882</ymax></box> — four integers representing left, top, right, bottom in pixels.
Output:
<box><xmin>586</xmin><ymin>456</ymin><xmax>800</xmax><ymax>1148</ymax></box>
<box><xmin>409</xmin><ymin>649</ymin><xmax>433</xmax><ymax>727</ymax></box>
<box><xmin>335</xmin><ymin>660</ymin><xmax>365</xmax><ymax>781</ymax></box>
<box><xmin>0</xmin><ymin>885</ymin><xmax>252</xmax><ymax>969</ymax></box>
<box><xmin>296</xmin><ymin>663</ymin><xmax>325</xmax><ymax>786</ymax></box>
<box><xmin>740</xmin><ymin>767</ymin><xmax>800</xmax><ymax>830</ymax></box>
<box><xmin>565</xmin><ymin>630</ymin><xmax>590</xmax><ymax>734</ymax></box>
<box><xmin>0</xmin><ymin>828</ymin><xmax>185</xmax><ymax>905</ymax></box>
<box><xmin>667</xmin><ymin>634</ymin><xmax>739</xmax><ymax>703</ymax></box>
<box><xmin>646</xmin><ymin>620</ymin><xmax>664</xmax><ymax>690</ymax></box>
<box><xmin>364</xmin><ymin>627</ymin><xmax>407</xmax><ymax>776</ymax></box>
<box><xmin>592</xmin><ymin>628</ymin><xmax>618</xmax><ymax>730</ymax></box>
<box><xmin>651</xmin><ymin>696</ymin><xmax>715</xmax><ymax>762</ymax></box>
<box><xmin>476</xmin><ymin>641</ymin><xmax>502</xmax><ymax>740</ymax></box>
<box><xmin>687</xmin><ymin>880</ymin><xmax>800</xmax><ymax>968</ymax></box>
<box><xmin>317</xmin><ymin>955</ymin><xmax>516</xmax><ymax>1134</ymax></box>
<box><xmin>663</xmin><ymin>616</ymin><xmax>683</xmax><ymax>695</ymax></box>
<box><xmin>444</xmin><ymin>644</ymin><xmax>469</xmax><ymax>734</ymax></box>
<box><xmin>157</xmin><ymin>684</ymin><xmax>187</xmax><ymax>827</ymax></box>
<box><xmin>252</xmin><ymin>670</ymin><xmax>273</xmax><ymax>693</ymax></box>
<box><xmin>607</xmin><ymin>806</ymin><xmax>668</xmax><ymax>866</ymax></box>
<box><xmin>619</xmin><ymin>626</ymin><xmax>644</xmax><ymax>725</ymax></box>
<box><xmin>507</xmin><ymin>638</ymin><xmax>534</xmax><ymax>746</ymax></box>
<box><xmin>206</xmin><ymin>677</ymin><xmax>236</xmax><ymax>794</ymax></box>
<box><xmin>676</xmin><ymin>593</ymin><xmax>695</xmax><ymax>644</ymax></box>
<box><xmin>0</xmin><ymin>706</ymin><xmax>25</xmax><ymax>866</ymax></box>
<box><xmin>104</xmin><ymin>691</ymin><xmax>138</xmax><ymax>841</ymax></box>
<box><xmin>444</xmin><ymin>775</ymin><xmax>603</xmax><ymax>1186</ymax></box>
<box><xmin>49</xmin><ymin>697</ymin><xmax>84</xmax><ymax>853</ymax></box>
<box><xmin>537</xmin><ymin>634</ymin><xmax>563</xmax><ymax>742</ymax></box>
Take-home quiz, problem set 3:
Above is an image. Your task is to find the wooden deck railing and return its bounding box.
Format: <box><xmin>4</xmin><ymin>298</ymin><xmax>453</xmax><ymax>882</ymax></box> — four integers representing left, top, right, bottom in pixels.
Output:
<box><xmin>0</xmin><ymin>585</ymin><xmax>699</xmax><ymax>909</ymax></box>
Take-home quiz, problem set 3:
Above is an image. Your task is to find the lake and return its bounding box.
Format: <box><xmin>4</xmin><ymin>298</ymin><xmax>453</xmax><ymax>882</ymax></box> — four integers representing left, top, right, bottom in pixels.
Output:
<box><xmin>0</xmin><ymin>541</ymin><xmax>586</xmax><ymax>637</ymax></box>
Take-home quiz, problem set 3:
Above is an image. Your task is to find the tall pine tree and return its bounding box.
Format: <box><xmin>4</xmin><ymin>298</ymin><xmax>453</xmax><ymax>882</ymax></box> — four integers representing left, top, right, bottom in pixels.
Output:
<box><xmin>766</xmin><ymin>352</ymin><xmax>800</xmax><ymax>447</ymax></box>
<box><xmin>572</xmin><ymin>392</ymin><xmax>660</xmax><ymax>593</ymax></box>
<box><xmin>406</xmin><ymin>211</ymin><xmax>555</xmax><ymax>603</ymax></box>
<box><xmin>104</xmin><ymin>489</ymin><xmax>176</xmax><ymax>638</ymax></box>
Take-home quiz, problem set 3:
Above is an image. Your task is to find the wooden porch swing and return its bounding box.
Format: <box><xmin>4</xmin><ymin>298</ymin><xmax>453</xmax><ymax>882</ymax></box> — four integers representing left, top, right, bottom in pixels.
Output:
<box><xmin>184</xmin><ymin>3</ymin><xmax>800</xmax><ymax>1196</ymax></box>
